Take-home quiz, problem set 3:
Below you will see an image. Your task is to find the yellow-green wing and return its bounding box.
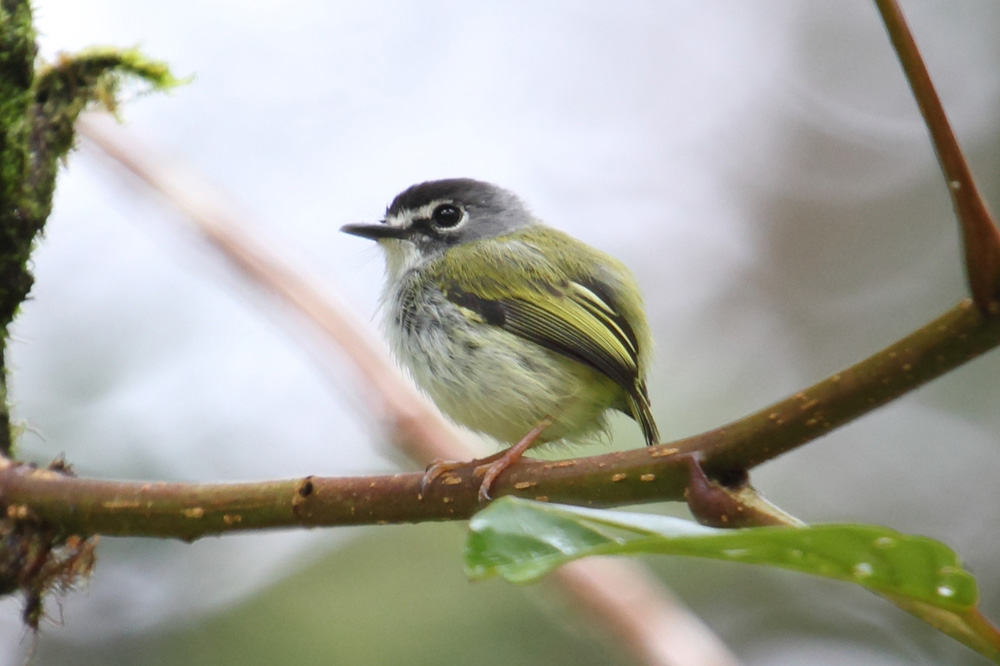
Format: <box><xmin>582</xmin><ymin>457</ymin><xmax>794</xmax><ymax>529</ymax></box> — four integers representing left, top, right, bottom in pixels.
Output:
<box><xmin>432</xmin><ymin>226</ymin><xmax>660</xmax><ymax>445</ymax></box>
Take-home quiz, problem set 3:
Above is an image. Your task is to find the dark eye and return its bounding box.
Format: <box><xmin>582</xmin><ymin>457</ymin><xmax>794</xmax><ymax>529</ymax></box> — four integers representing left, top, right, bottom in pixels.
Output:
<box><xmin>431</xmin><ymin>204</ymin><xmax>463</xmax><ymax>228</ymax></box>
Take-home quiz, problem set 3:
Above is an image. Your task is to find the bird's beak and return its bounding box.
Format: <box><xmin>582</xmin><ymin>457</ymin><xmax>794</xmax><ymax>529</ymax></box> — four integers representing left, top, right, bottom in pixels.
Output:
<box><xmin>340</xmin><ymin>222</ymin><xmax>412</xmax><ymax>241</ymax></box>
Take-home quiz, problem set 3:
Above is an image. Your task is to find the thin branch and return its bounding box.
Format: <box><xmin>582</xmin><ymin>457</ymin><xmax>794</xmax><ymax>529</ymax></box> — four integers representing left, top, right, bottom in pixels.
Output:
<box><xmin>73</xmin><ymin>114</ymin><xmax>740</xmax><ymax>666</ymax></box>
<box><xmin>16</xmin><ymin>5</ymin><xmax>995</xmax><ymax>660</ymax></box>
<box><xmin>875</xmin><ymin>0</ymin><xmax>1000</xmax><ymax>312</ymax></box>
<box><xmin>555</xmin><ymin>559</ymin><xmax>742</xmax><ymax>666</ymax></box>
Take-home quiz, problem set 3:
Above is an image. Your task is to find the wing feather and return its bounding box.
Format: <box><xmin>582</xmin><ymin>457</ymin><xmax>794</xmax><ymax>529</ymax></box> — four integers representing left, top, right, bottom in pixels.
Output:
<box><xmin>431</xmin><ymin>227</ymin><xmax>659</xmax><ymax>444</ymax></box>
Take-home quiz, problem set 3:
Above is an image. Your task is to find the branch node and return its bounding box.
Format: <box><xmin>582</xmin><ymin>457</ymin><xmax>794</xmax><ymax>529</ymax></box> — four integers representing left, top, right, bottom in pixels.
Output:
<box><xmin>683</xmin><ymin>456</ymin><xmax>746</xmax><ymax>527</ymax></box>
<box><xmin>296</xmin><ymin>476</ymin><xmax>315</xmax><ymax>498</ymax></box>
<box><xmin>0</xmin><ymin>458</ymin><xmax>97</xmax><ymax>630</ymax></box>
<box><xmin>683</xmin><ymin>456</ymin><xmax>802</xmax><ymax>528</ymax></box>
<box><xmin>291</xmin><ymin>476</ymin><xmax>316</xmax><ymax>518</ymax></box>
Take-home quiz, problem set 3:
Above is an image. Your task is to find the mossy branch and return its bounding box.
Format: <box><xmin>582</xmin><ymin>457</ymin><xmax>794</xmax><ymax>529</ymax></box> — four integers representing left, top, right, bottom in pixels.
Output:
<box><xmin>1</xmin><ymin>30</ymin><xmax>182</xmax><ymax>441</ymax></box>
<box><xmin>0</xmin><ymin>0</ymin><xmax>182</xmax><ymax>628</ymax></box>
<box><xmin>3</xmin><ymin>44</ymin><xmax>182</xmax><ymax>333</ymax></box>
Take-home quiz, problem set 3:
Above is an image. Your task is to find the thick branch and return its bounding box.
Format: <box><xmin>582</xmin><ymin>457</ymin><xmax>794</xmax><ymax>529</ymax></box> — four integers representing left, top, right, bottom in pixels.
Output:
<box><xmin>0</xmin><ymin>0</ymin><xmax>38</xmax><ymax>457</ymax></box>
<box><xmin>2</xmin><ymin>300</ymin><xmax>997</xmax><ymax>539</ymax></box>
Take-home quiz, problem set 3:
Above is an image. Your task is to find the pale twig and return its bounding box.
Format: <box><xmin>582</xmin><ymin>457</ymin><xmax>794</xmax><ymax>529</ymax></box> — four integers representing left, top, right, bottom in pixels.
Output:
<box><xmin>76</xmin><ymin>113</ymin><xmax>461</xmax><ymax>465</ymax></box>
<box><xmin>75</xmin><ymin>112</ymin><xmax>741</xmax><ymax>666</ymax></box>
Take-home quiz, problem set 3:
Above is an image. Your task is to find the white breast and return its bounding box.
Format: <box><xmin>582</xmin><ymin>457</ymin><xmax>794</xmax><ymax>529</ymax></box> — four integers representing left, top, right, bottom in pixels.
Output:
<box><xmin>380</xmin><ymin>272</ymin><xmax>615</xmax><ymax>446</ymax></box>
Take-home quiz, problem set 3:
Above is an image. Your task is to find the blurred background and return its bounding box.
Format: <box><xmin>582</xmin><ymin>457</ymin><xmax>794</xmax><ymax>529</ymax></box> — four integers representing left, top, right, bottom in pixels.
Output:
<box><xmin>3</xmin><ymin>1</ymin><xmax>1000</xmax><ymax>664</ymax></box>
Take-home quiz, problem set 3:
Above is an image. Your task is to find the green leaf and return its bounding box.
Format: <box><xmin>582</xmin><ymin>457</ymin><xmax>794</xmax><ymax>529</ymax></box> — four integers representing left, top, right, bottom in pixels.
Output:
<box><xmin>466</xmin><ymin>498</ymin><xmax>1000</xmax><ymax>662</ymax></box>
<box><xmin>466</xmin><ymin>498</ymin><xmax>974</xmax><ymax>607</ymax></box>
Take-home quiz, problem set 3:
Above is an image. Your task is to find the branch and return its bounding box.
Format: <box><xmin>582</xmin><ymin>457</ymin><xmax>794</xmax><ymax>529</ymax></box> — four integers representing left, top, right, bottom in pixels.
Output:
<box><xmin>2</xmin><ymin>44</ymin><xmax>181</xmax><ymax>340</ymax></box>
<box><xmin>3</xmin><ymin>3</ymin><xmax>998</xmax><ymax>659</ymax></box>
<box><xmin>2</xmin><ymin>298</ymin><xmax>997</xmax><ymax>537</ymax></box>
<box><xmin>60</xmin><ymin>0</ymin><xmax>1000</xmax><ymax>532</ymax></box>
<box><xmin>7</xmin><ymin>0</ymin><xmax>1000</xmax><ymax>541</ymax></box>
<box><xmin>75</xmin><ymin>113</ymin><xmax>469</xmax><ymax>466</ymax></box>
<box><xmin>875</xmin><ymin>0</ymin><xmax>1000</xmax><ymax>312</ymax></box>
<box><xmin>73</xmin><ymin>116</ymin><xmax>741</xmax><ymax>666</ymax></box>
<box><xmin>0</xmin><ymin>1</ymin><xmax>180</xmax><ymax>628</ymax></box>
<box><xmin>2</xmin><ymin>5</ymin><xmax>995</xmax><ymax>538</ymax></box>
<box><xmin>0</xmin><ymin>0</ymin><xmax>40</xmax><ymax>459</ymax></box>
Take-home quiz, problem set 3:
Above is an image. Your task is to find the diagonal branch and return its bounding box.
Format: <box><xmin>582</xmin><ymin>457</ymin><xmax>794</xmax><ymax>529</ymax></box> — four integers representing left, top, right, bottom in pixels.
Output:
<box><xmin>75</xmin><ymin>113</ymin><xmax>469</xmax><ymax>466</ymax></box>
<box><xmin>3</xmin><ymin>4</ymin><xmax>996</xmax><ymax>540</ymax></box>
<box><xmin>875</xmin><ymin>0</ymin><xmax>1000</xmax><ymax>313</ymax></box>
<box><xmin>72</xmin><ymin>114</ymin><xmax>741</xmax><ymax>666</ymax></box>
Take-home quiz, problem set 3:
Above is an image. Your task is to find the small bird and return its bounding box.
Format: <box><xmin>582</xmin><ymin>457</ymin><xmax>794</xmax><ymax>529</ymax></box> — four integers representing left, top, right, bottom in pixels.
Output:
<box><xmin>342</xmin><ymin>179</ymin><xmax>659</xmax><ymax>501</ymax></box>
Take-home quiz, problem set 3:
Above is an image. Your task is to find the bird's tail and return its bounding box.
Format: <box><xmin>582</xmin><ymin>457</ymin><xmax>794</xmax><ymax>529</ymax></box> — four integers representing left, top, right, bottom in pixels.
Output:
<box><xmin>629</xmin><ymin>381</ymin><xmax>660</xmax><ymax>446</ymax></box>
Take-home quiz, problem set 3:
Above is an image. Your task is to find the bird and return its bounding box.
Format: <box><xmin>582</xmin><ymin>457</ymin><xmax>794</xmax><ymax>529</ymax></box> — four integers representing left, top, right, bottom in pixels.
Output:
<box><xmin>342</xmin><ymin>178</ymin><xmax>658</xmax><ymax>501</ymax></box>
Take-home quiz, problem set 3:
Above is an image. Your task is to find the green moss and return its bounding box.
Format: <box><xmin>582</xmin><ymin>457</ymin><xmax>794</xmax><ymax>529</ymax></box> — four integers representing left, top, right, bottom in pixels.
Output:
<box><xmin>0</xmin><ymin>3</ymin><xmax>185</xmax><ymax>374</ymax></box>
<box><xmin>0</xmin><ymin>2</ymin><xmax>181</xmax><ymax>624</ymax></box>
<box><xmin>1</xmin><ymin>35</ymin><xmax>184</xmax><ymax>320</ymax></box>
<box><xmin>0</xmin><ymin>0</ymin><xmax>37</xmax><ymax>223</ymax></box>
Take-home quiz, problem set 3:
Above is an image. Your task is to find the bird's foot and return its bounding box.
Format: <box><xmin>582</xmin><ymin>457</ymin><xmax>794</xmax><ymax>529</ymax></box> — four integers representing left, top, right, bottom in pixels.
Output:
<box><xmin>420</xmin><ymin>417</ymin><xmax>554</xmax><ymax>503</ymax></box>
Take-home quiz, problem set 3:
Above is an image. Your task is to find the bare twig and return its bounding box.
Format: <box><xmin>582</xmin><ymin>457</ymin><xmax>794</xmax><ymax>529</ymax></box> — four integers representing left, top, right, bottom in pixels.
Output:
<box><xmin>875</xmin><ymin>0</ymin><xmax>1000</xmax><ymax>312</ymax></box>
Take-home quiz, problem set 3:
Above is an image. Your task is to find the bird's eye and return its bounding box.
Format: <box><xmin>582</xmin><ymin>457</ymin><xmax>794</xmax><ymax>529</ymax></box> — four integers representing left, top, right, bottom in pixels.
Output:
<box><xmin>431</xmin><ymin>204</ymin><xmax>463</xmax><ymax>228</ymax></box>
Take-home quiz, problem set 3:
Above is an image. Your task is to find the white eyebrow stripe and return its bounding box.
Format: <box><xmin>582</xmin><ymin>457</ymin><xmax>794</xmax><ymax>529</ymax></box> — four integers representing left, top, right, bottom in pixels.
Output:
<box><xmin>387</xmin><ymin>200</ymin><xmax>470</xmax><ymax>233</ymax></box>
